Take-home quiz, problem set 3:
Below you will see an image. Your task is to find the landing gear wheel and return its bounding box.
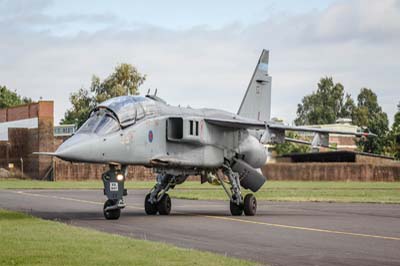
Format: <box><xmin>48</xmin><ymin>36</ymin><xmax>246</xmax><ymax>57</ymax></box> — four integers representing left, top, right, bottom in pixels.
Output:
<box><xmin>144</xmin><ymin>193</ymin><xmax>158</xmax><ymax>215</ymax></box>
<box><xmin>157</xmin><ymin>193</ymin><xmax>171</xmax><ymax>215</ymax></box>
<box><xmin>244</xmin><ymin>194</ymin><xmax>257</xmax><ymax>216</ymax></box>
<box><xmin>103</xmin><ymin>199</ymin><xmax>121</xmax><ymax>220</ymax></box>
<box><xmin>230</xmin><ymin>200</ymin><xmax>243</xmax><ymax>216</ymax></box>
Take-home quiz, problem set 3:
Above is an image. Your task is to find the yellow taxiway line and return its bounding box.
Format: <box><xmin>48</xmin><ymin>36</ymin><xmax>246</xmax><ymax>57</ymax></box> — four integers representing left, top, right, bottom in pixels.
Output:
<box><xmin>203</xmin><ymin>215</ymin><xmax>400</xmax><ymax>241</ymax></box>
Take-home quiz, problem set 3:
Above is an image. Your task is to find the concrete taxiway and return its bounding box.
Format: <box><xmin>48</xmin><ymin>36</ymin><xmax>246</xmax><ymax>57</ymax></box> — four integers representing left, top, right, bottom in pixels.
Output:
<box><xmin>0</xmin><ymin>189</ymin><xmax>399</xmax><ymax>266</ymax></box>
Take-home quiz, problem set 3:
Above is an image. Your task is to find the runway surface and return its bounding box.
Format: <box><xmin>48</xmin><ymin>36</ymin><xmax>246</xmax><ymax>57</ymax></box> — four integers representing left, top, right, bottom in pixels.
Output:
<box><xmin>0</xmin><ymin>189</ymin><xmax>399</xmax><ymax>266</ymax></box>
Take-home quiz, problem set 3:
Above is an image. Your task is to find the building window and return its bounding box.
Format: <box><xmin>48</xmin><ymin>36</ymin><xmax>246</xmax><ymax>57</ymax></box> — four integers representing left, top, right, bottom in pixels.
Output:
<box><xmin>54</xmin><ymin>125</ymin><xmax>77</xmax><ymax>136</ymax></box>
<box><xmin>189</xmin><ymin>120</ymin><xmax>193</xmax><ymax>135</ymax></box>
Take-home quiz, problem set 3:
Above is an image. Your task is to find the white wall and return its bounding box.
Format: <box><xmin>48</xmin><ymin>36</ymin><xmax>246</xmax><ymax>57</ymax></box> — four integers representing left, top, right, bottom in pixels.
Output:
<box><xmin>0</xmin><ymin>118</ymin><xmax>38</xmax><ymax>141</ymax></box>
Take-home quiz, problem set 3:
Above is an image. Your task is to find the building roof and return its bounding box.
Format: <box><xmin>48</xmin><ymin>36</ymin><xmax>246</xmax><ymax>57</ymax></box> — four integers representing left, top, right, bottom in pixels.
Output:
<box><xmin>280</xmin><ymin>150</ymin><xmax>395</xmax><ymax>163</ymax></box>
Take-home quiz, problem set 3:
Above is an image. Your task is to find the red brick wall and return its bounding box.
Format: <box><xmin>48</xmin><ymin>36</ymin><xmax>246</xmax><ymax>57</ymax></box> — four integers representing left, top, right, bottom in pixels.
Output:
<box><xmin>0</xmin><ymin>101</ymin><xmax>52</xmax><ymax>123</ymax></box>
<box><xmin>38</xmin><ymin>101</ymin><xmax>53</xmax><ymax>118</ymax></box>
<box><xmin>54</xmin><ymin>136</ymin><xmax>68</xmax><ymax>148</ymax></box>
<box><xmin>0</xmin><ymin>102</ymin><xmax>43</xmax><ymax>123</ymax></box>
<box><xmin>355</xmin><ymin>154</ymin><xmax>395</xmax><ymax>164</ymax></box>
<box><xmin>0</xmin><ymin>101</ymin><xmax>54</xmax><ymax>179</ymax></box>
<box><xmin>0</xmin><ymin>128</ymin><xmax>40</xmax><ymax>178</ymax></box>
<box><xmin>37</xmin><ymin>102</ymin><xmax>54</xmax><ymax>178</ymax></box>
<box><xmin>262</xmin><ymin>163</ymin><xmax>400</xmax><ymax>182</ymax></box>
<box><xmin>330</xmin><ymin>136</ymin><xmax>356</xmax><ymax>146</ymax></box>
<box><xmin>29</xmin><ymin>104</ymin><xmax>38</xmax><ymax>118</ymax></box>
<box><xmin>0</xmin><ymin>109</ymin><xmax>6</xmax><ymax>122</ymax></box>
<box><xmin>7</xmin><ymin>105</ymin><xmax>30</xmax><ymax>121</ymax></box>
<box><xmin>53</xmin><ymin>159</ymin><xmax>155</xmax><ymax>181</ymax></box>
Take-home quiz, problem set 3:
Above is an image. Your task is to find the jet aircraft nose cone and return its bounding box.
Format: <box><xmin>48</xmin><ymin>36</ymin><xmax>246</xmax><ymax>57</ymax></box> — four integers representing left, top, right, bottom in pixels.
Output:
<box><xmin>56</xmin><ymin>133</ymin><xmax>97</xmax><ymax>162</ymax></box>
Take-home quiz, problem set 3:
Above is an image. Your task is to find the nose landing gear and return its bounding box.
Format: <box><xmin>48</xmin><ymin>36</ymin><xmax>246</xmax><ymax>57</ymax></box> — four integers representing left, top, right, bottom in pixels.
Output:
<box><xmin>102</xmin><ymin>165</ymin><xmax>128</xmax><ymax>220</ymax></box>
<box><xmin>103</xmin><ymin>199</ymin><xmax>121</xmax><ymax>220</ymax></box>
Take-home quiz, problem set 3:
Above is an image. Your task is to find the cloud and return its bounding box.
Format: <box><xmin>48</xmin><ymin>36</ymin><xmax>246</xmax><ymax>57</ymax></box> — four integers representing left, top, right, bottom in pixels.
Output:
<box><xmin>0</xmin><ymin>0</ymin><xmax>117</xmax><ymax>35</ymax></box>
<box><xmin>0</xmin><ymin>0</ymin><xmax>399</xmax><ymax>125</ymax></box>
<box><xmin>0</xmin><ymin>0</ymin><xmax>50</xmax><ymax>14</ymax></box>
<box><xmin>308</xmin><ymin>0</ymin><xmax>400</xmax><ymax>43</ymax></box>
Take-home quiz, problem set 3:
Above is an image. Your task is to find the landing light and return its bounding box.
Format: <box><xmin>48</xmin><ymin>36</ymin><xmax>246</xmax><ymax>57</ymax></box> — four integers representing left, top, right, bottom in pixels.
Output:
<box><xmin>116</xmin><ymin>174</ymin><xmax>124</xmax><ymax>181</ymax></box>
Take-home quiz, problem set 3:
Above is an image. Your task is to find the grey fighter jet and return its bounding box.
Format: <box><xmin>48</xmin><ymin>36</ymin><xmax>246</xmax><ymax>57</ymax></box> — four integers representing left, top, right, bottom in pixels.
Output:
<box><xmin>36</xmin><ymin>50</ymin><xmax>374</xmax><ymax>219</ymax></box>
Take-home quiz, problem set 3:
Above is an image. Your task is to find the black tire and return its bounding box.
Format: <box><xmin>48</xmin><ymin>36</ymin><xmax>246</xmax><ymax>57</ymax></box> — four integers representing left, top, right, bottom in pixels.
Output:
<box><xmin>144</xmin><ymin>193</ymin><xmax>158</xmax><ymax>215</ymax></box>
<box><xmin>157</xmin><ymin>193</ymin><xmax>171</xmax><ymax>215</ymax></box>
<box><xmin>244</xmin><ymin>194</ymin><xmax>257</xmax><ymax>216</ymax></box>
<box><xmin>103</xmin><ymin>199</ymin><xmax>121</xmax><ymax>220</ymax></box>
<box><xmin>230</xmin><ymin>200</ymin><xmax>243</xmax><ymax>216</ymax></box>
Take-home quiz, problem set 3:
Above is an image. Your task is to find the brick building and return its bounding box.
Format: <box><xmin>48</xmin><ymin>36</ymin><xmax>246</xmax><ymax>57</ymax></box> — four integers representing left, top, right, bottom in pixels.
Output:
<box><xmin>0</xmin><ymin>101</ymin><xmax>54</xmax><ymax>178</ymax></box>
<box><xmin>0</xmin><ymin>101</ymin><xmax>153</xmax><ymax>180</ymax></box>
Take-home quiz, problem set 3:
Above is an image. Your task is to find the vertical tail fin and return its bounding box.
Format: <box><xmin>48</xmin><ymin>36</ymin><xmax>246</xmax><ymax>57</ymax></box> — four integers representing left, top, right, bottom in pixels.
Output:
<box><xmin>237</xmin><ymin>49</ymin><xmax>271</xmax><ymax>122</ymax></box>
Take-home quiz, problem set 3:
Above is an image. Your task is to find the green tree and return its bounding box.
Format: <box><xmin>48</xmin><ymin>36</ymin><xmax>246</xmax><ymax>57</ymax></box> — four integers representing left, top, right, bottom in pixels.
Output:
<box><xmin>393</xmin><ymin>106</ymin><xmax>400</xmax><ymax>159</ymax></box>
<box><xmin>61</xmin><ymin>63</ymin><xmax>146</xmax><ymax>127</ymax></box>
<box><xmin>295</xmin><ymin>77</ymin><xmax>355</xmax><ymax>125</ymax></box>
<box><xmin>0</xmin><ymin>85</ymin><xmax>31</xmax><ymax>108</ymax></box>
<box><xmin>91</xmin><ymin>63</ymin><xmax>146</xmax><ymax>103</ymax></box>
<box><xmin>385</xmin><ymin>102</ymin><xmax>400</xmax><ymax>159</ymax></box>
<box><xmin>61</xmin><ymin>88</ymin><xmax>95</xmax><ymax>127</ymax></box>
<box><xmin>352</xmin><ymin>88</ymin><xmax>389</xmax><ymax>154</ymax></box>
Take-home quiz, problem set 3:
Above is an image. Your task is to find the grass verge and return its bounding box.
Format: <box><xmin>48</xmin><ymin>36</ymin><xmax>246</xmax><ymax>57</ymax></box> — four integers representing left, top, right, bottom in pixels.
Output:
<box><xmin>1</xmin><ymin>179</ymin><xmax>400</xmax><ymax>203</ymax></box>
<box><xmin>169</xmin><ymin>181</ymin><xmax>400</xmax><ymax>203</ymax></box>
<box><xmin>0</xmin><ymin>209</ymin><xmax>255</xmax><ymax>266</ymax></box>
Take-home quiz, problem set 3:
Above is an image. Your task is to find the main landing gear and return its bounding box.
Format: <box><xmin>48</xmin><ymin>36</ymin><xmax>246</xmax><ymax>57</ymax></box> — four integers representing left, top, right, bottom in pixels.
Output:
<box><xmin>218</xmin><ymin>164</ymin><xmax>258</xmax><ymax>216</ymax></box>
<box><xmin>145</xmin><ymin>174</ymin><xmax>186</xmax><ymax>215</ymax></box>
<box><xmin>102</xmin><ymin>165</ymin><xmax>128</xmax><ymax>220</ymax></box>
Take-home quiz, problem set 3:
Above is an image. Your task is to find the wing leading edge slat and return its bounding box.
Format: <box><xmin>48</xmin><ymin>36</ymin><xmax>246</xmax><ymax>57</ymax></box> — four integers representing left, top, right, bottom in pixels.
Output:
<box><xmin>204</xmin><ymin>118</ymin><xmax>265</xmax><ymax>129</ymax></box>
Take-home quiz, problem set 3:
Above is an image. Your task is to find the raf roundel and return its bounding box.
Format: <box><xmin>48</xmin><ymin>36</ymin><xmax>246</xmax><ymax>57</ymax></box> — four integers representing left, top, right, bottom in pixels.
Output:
<box><xmin>148</xmin><ymin>130</ymin><xmax>154</xmax><ymax>143</ymax></box>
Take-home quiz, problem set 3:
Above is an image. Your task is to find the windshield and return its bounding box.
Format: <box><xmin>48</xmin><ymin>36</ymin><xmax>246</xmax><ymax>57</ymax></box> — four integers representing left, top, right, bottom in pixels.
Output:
<box><xmin>98</xmin><ymin>96</ymin><xmax>151</xmax><ymax>127</ymax></box>
<box><xmin>95</xmin><ymin>115</ymin><xmax>120</xmax><ymax>135</ymax></box>
<box><xmin>77</xmin><ymin>109</ymin><xmax>119</xmax><ymax>135</ymax></box>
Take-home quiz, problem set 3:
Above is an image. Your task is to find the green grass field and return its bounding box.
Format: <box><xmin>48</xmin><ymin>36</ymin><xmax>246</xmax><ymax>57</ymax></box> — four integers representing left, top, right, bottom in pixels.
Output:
<box><xmin>170</xmin><ymin>184</ymin><xmax>400</xmax><ymax>203</ymax></box>
<box><xmin>1</xmin><ymin>179</ymin><xmax>400</xmax><ymax>203</ymax></box>
<box><xmin>0</xmin><ymin>209</ymin><xmax>255</xmax><ymax>266</ymax></box>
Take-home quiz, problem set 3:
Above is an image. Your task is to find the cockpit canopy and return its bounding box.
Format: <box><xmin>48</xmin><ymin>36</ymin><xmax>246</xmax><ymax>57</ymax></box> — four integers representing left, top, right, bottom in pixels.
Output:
<box><xmin>77</xmin><ymin>96</ymin><xmax>155</xmax><ymax>135</ymax></box>
<box><xmin>99</xmin><ymin>96</ymin><xmax>148</xmax><ymax>127</ymax></box>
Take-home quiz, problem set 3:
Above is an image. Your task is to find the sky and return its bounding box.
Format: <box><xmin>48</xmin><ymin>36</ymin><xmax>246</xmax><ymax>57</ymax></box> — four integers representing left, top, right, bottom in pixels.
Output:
<box><xmin>0</xmin><ymin>0</ymin><xmax>399</xmax><ymax>125</ymax></box>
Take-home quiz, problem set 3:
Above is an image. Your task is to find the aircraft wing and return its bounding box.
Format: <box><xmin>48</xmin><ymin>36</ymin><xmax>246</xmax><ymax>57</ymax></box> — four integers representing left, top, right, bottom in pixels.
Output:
<box><xmin>204</xmin><ymin>118</ymin><xmax>265</xmax><ymax>129</ymax></box>
<box><xmin>204</xmin><ymin>118</ymin><xmax>375</xmax><ymax>137</ymax></box>
<box><xmin>263</xmin><ymin>122</ymin><xmax>376</xmax><ymax>146</ymax></box>
<box><xmin>285</xmin><ymin>137</ymin><xmax>338</xmax><ymax>149</ymax></box>
<box><xmin>266</xmin><ymin>123</ymin><xmax>376</xmax><ymax>137</ymax></box>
